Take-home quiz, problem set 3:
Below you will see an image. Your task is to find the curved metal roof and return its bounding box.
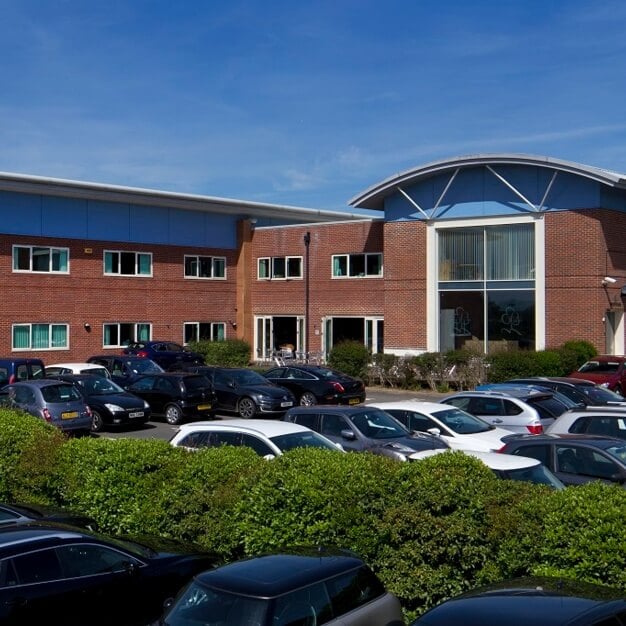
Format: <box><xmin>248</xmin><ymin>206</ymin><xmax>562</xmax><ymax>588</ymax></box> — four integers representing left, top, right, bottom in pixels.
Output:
<box><xmin>349</xmin><ymin>153</ymin><xmax>626</xmax><ymax>210</ymax></box>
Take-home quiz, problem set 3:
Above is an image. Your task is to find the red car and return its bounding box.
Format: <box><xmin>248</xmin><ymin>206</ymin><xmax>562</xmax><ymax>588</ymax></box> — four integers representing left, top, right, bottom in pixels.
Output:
<box><xmin>569</xmin><ymin>355</ymin><xmax>626</xmax><ymax>395</ymax></box>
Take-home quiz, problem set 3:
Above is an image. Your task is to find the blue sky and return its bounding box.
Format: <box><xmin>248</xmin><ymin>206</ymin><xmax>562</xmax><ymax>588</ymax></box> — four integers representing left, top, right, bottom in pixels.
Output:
<box><xmin>2</xmin><ymin>1</ymin><xmax>626</xmax><ymax>212</ymax></box>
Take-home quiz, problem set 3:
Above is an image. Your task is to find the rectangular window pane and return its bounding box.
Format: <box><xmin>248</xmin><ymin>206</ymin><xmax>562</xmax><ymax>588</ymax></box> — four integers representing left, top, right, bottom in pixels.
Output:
<box><xmin>213</xmin><ymin>323</ymin><xmax>225</xmax><ymax>341</ymax></box>
<box><xmin>258</xmin><ymin>258</ymin><xmax>270</xmax><ymax>279</ymax></box>
<box><xmin>13</xmin><ymin>247</ymin><xmax>29</xmax><ymax>271</ymax></box>
<box><xmin>138</xmin><ymin>254</ymin><xmax>151</xmax><ymax>275</ymax></box>
<box><xmin>104</xmin><ymin>324</ymin><xmax>116</xmax><ymax>347</ymax></box>
<box><xmin>104</xmin><ymin>252</ymin><xmax>116</xmax><ymax>274</ymax></box>
<box><xmin>487</xmin><ymin>224</ymin><xmax>534</xmax><ymax>280</ymax></box>
<box><xmin>287</xmin><ymin>257</ymin><xmax>302</xmax><ymax>278</ymax></box>
<box><xmin>31</xmin><ymin>324</ymin><xmax>49</xmax><ymax>349</ymax></box>
<box><xmin>439</xmin><ymin>291</ymin><xmax>485</xmax><ymax>352</ymax></box>
<box><xmin>213</xmin><ymin>258</ymin><xmax>225</xmax><ymax>278</ymax></box>
<box><xmin>272</xmin><ymin>258</ymin><xmax>285</xmax><ymax>278</ymax></box>
<box><xmin>349</xmin><ymin>254</ymin><xmax>365</xmax><ymax>277</ymax></box>
<box><xmin>32</xmin><ymin>247</ymin><xmax>51</xmax><ymax>271</ymax></box>
<box><xmin>487</xmin><ymin>290</ymin><xmax>535</xmax><ymax>351</ymax></box>
<box><xmin>184</xmin><ymin>257</ymin><xmax>197</xmax><ymax>277</ymax></box>
<box><xmin>333</xmin><ymin>256</ymin><xmax>347</xmax><ymax>277</ymax></box>
<box><xmin>199</xmin><ymin>257</ymin><xmax>212</xmax><ymax>277</ymax></box>
<box><xmin>366</xmin><ymin>254</ymin><xmax>382</xmax><ymax>276</ymax></box>
<box><xmin>198</xmin><ymin>323</ymin><xmax>212</xmax><ymax>340</ymax></box>
<box><xmin>119</xmin><ymin>323</ymin><xmax>134</xmax><ymax>345</ymax></box>
<box><xmin>184</xmin><ymin>323</ymin><xmax>198</xmax><ymax>343</ymax></box>
<box><xmin>13</xmin><ymin>325</ymin><xmax>30</xmax><ymax>349</ymax></box>
<box><xmin>50</xmin><ymin>325</ymin><xmax>67</xmax><ymax>348</ymax></box>
<box><xmin>439</xmin><ymin>228</ymin><xmax>484</xmax><ymax>280</ymax></box>
<box><xmin>52</xmin><ymin>249</ymin><xmax>68</xmax><ymax>272</ymax></box>
<box><xmin>120</xmin><ymin>252</ymin><xmax>135</xmax><ymax>275</ymax></box>
<box><xmin>136</xmin><ymin>324</ymin><xmax>151</xmax><ymax>342</ymax></box>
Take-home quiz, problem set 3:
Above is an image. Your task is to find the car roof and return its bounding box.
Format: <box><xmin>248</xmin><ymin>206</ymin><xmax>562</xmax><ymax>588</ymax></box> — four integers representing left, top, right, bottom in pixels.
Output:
<box><xmin>583</xmin><ymin>354</ymin><xmax>626</xmax><ymax>361</ymax></box>
<box><xmin>0</xmin><ymin>523</ymin><xmax>90</xmax><ymax>556</ymax></box>
<box><xmin>411</xmin><ymin>449</ymin><xmax>541</xmax><ymax>470</ymax></box>
<box><xmin>368</xmin><ymin>400</ymin><xmax>458</xmax><ymax>413</ymax></box>
<box><xmin>285</xmin><ymin>405</ymin><xmax>373</xmax><ymax>415</ymax></box>
<box><xmin>47</xmin><ymin>362</ymin><xmax>106</xmax><ymax>370</ymax></box>
<box><xmin>194</xmin><ymin>548</ymin><xmax>365</xmax><ymax>598</ymax></box>
<box><xmin>509</xmin><ymin>377</ymin><xmax>596</xmax><ymax>387</ymax></box>
<box><xmin>444</xmin><ymin>389</ymin><xmax>553</xmax><ymax>401</ymax></box>
<box><xmin>175</xmin><ymin>419</ymin><xmax>311</xmax><ymax>438</ymax></box>
<box><xmin>7</xmin><ymin>378</ymin><xmax>72</xmax><ymax>388</ymax></box>
<box><xmin>414</xmin><ymin>576</ymin><xmax>626</xmax><ymax>626</ymax></box>
<box><xmin>503</xmin><ymin>433</ymin><xmax>626</xmax><ymax>448</ymax></box>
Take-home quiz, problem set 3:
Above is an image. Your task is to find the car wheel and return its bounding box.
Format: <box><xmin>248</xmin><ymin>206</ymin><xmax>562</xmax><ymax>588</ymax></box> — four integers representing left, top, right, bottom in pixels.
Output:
<box><xmin>237</xmin><ymin>397</ymin><xmax>257</xmax><ymax>419</ymax></box>
<box><xmin>91</xmin><ymin>410</ymin><xmax>104</xmax><ymax>433</ymax></box>
<box><xmin>299</xmin><ymin>391</ymin><xmax>317</xmax><ymax>406</ymax></box>
<box><xmin>165</xmin><ymin>403</ymin><xmax>184</xmax><ymax>425</ymax></box>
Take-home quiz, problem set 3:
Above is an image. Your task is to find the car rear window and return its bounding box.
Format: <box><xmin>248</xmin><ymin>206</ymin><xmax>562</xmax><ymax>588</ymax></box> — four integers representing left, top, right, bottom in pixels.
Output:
<box><xmin>41</xmin><ymin>384</ymin><xmax>82</xmax><ymax>403</ymax></box>
<box><xmin>182</xmin><ymin>375</ymin><xmax>211</xmax><ymax>391</ymax></box>
<box><xmin>527</xmin><ymin>397</ymin><xmax>568</xmax><ymax>418</ymax></box>
<box><xmin>579</xmin><ymin>360</ymin><xmax>621</xmax><ymax>373</ymax></box>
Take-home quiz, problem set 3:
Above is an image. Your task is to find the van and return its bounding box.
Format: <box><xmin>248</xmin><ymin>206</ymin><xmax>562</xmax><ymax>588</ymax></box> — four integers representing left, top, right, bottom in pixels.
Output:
<box><xmin>0</xmin><ymin>358</ymin><xmax>46</xmax><ymax>386</ymax></box>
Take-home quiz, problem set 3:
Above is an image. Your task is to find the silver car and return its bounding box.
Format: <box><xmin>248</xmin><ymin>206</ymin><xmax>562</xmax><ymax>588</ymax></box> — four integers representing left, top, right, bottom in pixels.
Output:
<box><xmin>0</xmin><ymin>379</ymin><xmax>92</xmax><ymax>434</ymax></box>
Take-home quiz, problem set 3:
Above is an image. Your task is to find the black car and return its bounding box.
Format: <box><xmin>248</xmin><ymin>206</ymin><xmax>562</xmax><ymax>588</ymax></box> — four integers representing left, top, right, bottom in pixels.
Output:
<box><xmin>410</xmin><ymin>576</ymin><xmax>626</xmax><ymax>625</ymax></box>
<box><xmin>0</xmin><ymin>522</ymin><xmax>220</xmax><ymax>626</ymax></box>
<box><xmin>122</xmin><ymin>341</ymin><xmax>204</xmax><ymax>370</ymax></box>
<box><xmin>284</xmin><ymin>405</ymin><xmax>448</xmax><ymax>460</ymax></box>
<box><xmin>158</xmin><ymin>547</ymin><xmax>405</xmax><ymax>626</ymax></box>
<box><xmin>263</xmin><ymin>364</ymin><xmax>366</xmax><ymax>406</ymax></box>
<box><xmin>86</xmin><ymin>355</ymin><xmax>165</xmax><ymax>386</ymax></box>
<box><xmin>506</xmin><ymin>376</ymin><xmax>626</xmax><ymax>407</ymax></box>
<box><xmin>125</xmin><ymin>372</ymin><xmax>216</xmax><ymax>424</ymax></box>
<box><xmin>177</xmin><ymin>365</ymin><xmax>296</xmax><ymax>418</ymax></box>
<box><xmin>0</xmin><ymin>502</ymin><xmax>96</xmax><ymax>530</ymax></box>
<box><xmin>499</xmin><ymin>433</ymin><xmax>626</xmax><ymax>487</ymax></box>
<box><xmin>50</xmin><ymin>374</ymin><xmax>151</xmax><ymax>432</ymax></box>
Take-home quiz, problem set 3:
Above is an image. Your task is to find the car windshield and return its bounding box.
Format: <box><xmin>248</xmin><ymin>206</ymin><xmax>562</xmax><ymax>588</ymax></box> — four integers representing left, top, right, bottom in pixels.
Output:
<box><xmin>499</xmin><ymin>464</ymin><xmax>564</xmax><ymax>489</ymax></box>
<box><xmin>231</xmin><ymin>370</ymin><xmax>269</xmax><ymax>385</ymax></box>
<box><xmin>349</xmin><ymin>409</ymin><xmax>409</xmax><ymax>439</ymax></box>
<box><xmin>126</xmin><ymin>359</ymin><xmax>164</xmax><ymax>374</ymax></box>
<box><xmin>583</xmin><ymin>386</ymin><xmax>625</xmax><ymax>404</ymax></box>
<box><xmin>272</xmin><ymin>431</ymin><xmax>339</xmax><ymax>452</ymax></box>
<box><xmin>430</xmin><ymin>407</ymin><xmax>492</xmax><ymax>434</ymax></box>
<box><xmin>79</xmin><ymin>377</ymin><xmax>125</xmax><ymax>395</ymax></box>
<box><xmin>605</xmin><ymin>444</ymin><xmax>626</xmax><ymax>463</ymax></box>
<box><xmin>41</xmin><ymin>384</ymin><xmax>83</xmax><ymax>403</ymax></box>
<box><xmin>162</xmin><ymin>580</ymin><xmax>268</xmax><ymax>626</ymax></box>
<box><xmin>579</xmin><ymin>360</ymin><xmax>621</xmax><ymax>373</ymax></box>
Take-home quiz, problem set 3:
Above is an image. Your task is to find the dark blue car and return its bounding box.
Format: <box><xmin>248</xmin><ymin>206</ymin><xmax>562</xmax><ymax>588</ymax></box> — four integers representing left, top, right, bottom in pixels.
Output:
<box><xmin>122</xmin><ymin>341</ymin><xmax>204</xmax><ymax>370</ymax></box>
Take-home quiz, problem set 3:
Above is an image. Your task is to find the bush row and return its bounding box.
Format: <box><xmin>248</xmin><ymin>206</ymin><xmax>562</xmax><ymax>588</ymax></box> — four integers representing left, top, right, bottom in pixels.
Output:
<box><xmin>2</xmin><ymin>409</ymin><xmax>624</xmax><ymax>621</ymax></box>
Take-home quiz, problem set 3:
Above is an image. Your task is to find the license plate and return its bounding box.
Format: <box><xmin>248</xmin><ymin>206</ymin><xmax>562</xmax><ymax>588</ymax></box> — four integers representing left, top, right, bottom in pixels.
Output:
<box><xmin>281</xmin><ymin>401</ymin><xmax>294</xmax><ymax>408</ymax></box>
<box><xmin>128</xmin><ymin>412</ymin><xmax>144</xmax><ymax>418</ymax></box>
<box><xmin>197</xmin><ymin>404</ymin><xmax>212</xmax><ymax>411</ymax></box>
<box><xmin>62</xmin><ymin>411</ymin><xmax>79</xmax><ymax>419</ymax></box>
<box><xmin>348</xmin><ymin>398</ymin><xmax>360</xmax><ymax>405</ymax></box>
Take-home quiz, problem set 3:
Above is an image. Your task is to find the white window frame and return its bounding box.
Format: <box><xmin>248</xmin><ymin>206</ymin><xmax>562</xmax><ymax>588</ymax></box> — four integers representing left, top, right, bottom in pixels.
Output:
<box><xmin>184</xmin><ymin>255</ymin><xmax>226</xmax><ymax>279</ymax></box>
<box><xmin>103</xmin><ymin>250</ymin><xmax>153</xmax><ymax>277</ymax></box>
<box><xmin>257</xmin><ymin>256</ymin><xmax>303</xmax><ymax>280</ymax></box>
<box><xmin>331</xmin><ymin>253</ymin><xmax>383</xmax><ymax>278</ymax></box>
<box><xmin>12</xmin><ymin>245</ymin><xmax>70</xmax><ymax>274</ymax></box>
<box><xmin>183</xmin><ymin>322</ymin><xmax>226</xmax><ymax>344</ymax></box>
<box><xmin>102</xmin><ymin>323</ymin><xmax>152</xmax><ymax>348</ymax></box>
<box><xmin>12</xmin><ymin>323</ymin><xmax>69</xmax><ymax>351</ymax></box>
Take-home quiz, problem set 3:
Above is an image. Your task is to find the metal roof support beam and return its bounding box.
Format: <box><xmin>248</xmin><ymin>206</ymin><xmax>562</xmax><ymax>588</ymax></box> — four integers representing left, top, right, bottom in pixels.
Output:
<box><xmin>397</xmin><ymin>186</ymin><xmax>430</xmax><ymax>219</ymax></box>
<box><xmin>538</xmin><ymin>170</ymin><xmax>558</xmax><ymax>211</ymax></box>
<box><xmin>431</xmin><ymin>168</ymin><xmax>460</xmax><ymax>219</ymax></box>
<box><xmin>485</xmin><ymin>165</ymin><xmax>538</xmax><ymax>212</ymax></box>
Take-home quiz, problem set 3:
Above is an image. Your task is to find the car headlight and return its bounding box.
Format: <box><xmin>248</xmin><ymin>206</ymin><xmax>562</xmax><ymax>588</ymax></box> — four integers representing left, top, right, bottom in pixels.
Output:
<box><xmin>143</xmin><ymin>400</ymin><xmax>150</xmax><ymax>409</ymax></box>
<box><xmin>104</xmin><ymin>403</ymin><xmax>124</xmax><ymax>412</ymax></box>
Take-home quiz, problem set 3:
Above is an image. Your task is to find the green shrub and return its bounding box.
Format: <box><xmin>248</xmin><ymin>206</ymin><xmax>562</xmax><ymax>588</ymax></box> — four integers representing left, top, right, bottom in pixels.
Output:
<box><xmin>327</xmin><ymin>341</ymin><xmax>370</xmax><ymax>378</ymax></box>
<box><xmin>188</xmin><ymin>339</ymin><xmax>251</xmax><ymax>366</ymax></box>
<box><xmin>556</xmin><ymin>339</ymin><xmax>598</xmax><ymax>374</ymax></box>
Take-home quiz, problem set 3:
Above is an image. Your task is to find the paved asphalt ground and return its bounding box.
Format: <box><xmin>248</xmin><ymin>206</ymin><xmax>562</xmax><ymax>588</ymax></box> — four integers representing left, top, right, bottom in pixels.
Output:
<box><xmin>101</xmin><ymin>386</ymin><xmax>452</xmax><ymax>443</ymax></box>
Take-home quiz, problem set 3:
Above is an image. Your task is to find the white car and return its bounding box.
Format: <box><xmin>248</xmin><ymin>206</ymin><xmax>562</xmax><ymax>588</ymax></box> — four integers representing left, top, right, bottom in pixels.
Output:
<box><xmin>169</xmin><ymin>419</ymin><xmax>344</xmax><ymax>459</ymax></box>
<box><xmin>46</xmin><ymin>362</ymin><xmax>111</xmax><ymax>378</ymax></box>
<box><xmin>546</xmin><ymin>405</ymin><xmax>626</xmax><ymax>440</ymax></box>
<box><xmin>411</xmin><ymin>449</ymin><xmax>564</xmax><ymax>489</ymax></box>
<box><xmin>367</xmin><ymin>400</ymin><xmax>513</xmax><ymax>452</ymax></box>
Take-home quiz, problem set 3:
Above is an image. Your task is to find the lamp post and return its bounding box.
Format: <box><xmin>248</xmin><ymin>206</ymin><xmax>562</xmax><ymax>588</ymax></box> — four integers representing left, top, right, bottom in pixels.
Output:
<box><xmin>304</xmin><ymin>231</ymin><xmax>311</xmax><ymax>362</ymax></box>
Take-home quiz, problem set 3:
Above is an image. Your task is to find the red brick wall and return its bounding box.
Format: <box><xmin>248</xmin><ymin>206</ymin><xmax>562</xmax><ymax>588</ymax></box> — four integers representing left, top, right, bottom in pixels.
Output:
<box><xmin>0</xmin><ymin>234</ymin><xmax>238</xmax><ymax>361</ymax></box>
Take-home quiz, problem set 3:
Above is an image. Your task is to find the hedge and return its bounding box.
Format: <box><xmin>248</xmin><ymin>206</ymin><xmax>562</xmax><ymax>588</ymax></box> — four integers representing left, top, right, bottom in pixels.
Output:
<box><xmin>2</xmin><ymin>412</ymin><xmax>625</xmax><ymax>622</ymax></box>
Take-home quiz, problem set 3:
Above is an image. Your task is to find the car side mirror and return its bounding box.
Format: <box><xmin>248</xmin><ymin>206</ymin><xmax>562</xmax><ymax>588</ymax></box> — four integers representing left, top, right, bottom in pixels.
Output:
<box><xmin>340</xmin><ymin>429</ymin><xmax>356</xmax><ymax>440</ymax></box>
<box><xmin>426</xmin><ymin>427</ymin><xmax>442</xmax><ymax>436</ymax></box>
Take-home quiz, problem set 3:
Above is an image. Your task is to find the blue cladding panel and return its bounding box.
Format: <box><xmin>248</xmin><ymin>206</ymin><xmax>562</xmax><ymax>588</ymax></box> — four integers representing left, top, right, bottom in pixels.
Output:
<box><xmin>0</xmin><ymin>191</ymin><xmax>42</xmax><ymax>234</ymax></box>
<box><xmin>385</xmin><ymin>164</ymin><xmax>608</xmax><ymax>220</ymax></box>
<box><xmin>42</xmin><ymin>196</ymin><xmax>88</xmax><ymax>237</ymax></box>
<box><xmin>88</xmin><ymin>201</ymin><xmax>131</xmax><ymax>240</ymax></box>
<box><xmin>130</xmin><ymin>204</ymin><xmax>171</xmax><ymax>244</ymax></box>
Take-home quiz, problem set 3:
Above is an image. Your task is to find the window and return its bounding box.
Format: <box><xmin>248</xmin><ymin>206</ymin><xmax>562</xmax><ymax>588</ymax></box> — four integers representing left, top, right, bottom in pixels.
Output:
<box><xmin>257</xmin><ymin>256</ymin><xmax>303</xmax><ymax>279</ymax></box>
<box><xmin>104</xmin><ymin>250</ymin><xmax>152</xmax><ymax>276</ymax></box>
<box><xmin>184</xmin><ymin>322</ymin><xmax>226</xmax><ymax>344</ymax></box>
<box><xmin>103</xmin><ymin>323</ymin><xmax>151</xmax><ymax>348</ymax></box>
<box><xmin>13</xmin><ymin>245</ymin><xmax>69</xmax><ymax>273</ymax></box>
<box><xmin>332</xmin><ymin>253</ymin><xmax>383</xmax><ymax>278</ymax></box>
<box><xmin>12</xmin><ymin>324</ymin><xmax>68</xmax><ymax>350</ymax></box>
<box><xmin>184</xmin><ymin>255</ymin><xmax>226</xmax><ymax>279</ymax></box>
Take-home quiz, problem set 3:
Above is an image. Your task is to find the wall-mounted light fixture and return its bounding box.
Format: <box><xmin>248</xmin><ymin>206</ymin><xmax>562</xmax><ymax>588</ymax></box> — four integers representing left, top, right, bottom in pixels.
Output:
<box><xmin>229</xmin><ymin>320</ymin><xmax>237</xmax><ymax>329</ymax></box>
<box><xmin>83</xmin><ymin>323</ymin><xmax>91</xmax><ymax>332</ymax></box>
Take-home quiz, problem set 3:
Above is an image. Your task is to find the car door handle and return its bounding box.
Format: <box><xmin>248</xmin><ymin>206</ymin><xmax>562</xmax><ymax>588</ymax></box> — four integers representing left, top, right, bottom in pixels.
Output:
<box><xmin>492</xmin><ymin>418</ymin><xmax>503</xmax><ymax>424</ymax></box>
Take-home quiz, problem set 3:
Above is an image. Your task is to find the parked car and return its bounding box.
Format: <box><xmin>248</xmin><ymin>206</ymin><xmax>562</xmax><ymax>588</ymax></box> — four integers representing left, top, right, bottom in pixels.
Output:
<box><xmin>505</xmin><ymin>376</ymin><xmax>626</xmax><ymax>407</ymax></box>
<box><xmin>177</xmin><ymin>365</ymin><xmax>296</xmax><ymax>418</ymax></box>
<box><xmin>440</xmin><ymin>389</ymin><xmax>566</xmax><ymax>434</ymax></box>
<box><xmin>0</xmin><ymin>357</ymin><xmax>46</xmax><ymax>386</ymax></box>
<box><xmin>46</xmin><ymin>362</ymin><xmax>111</xmax><ymax>378</ymax></box>
<box><xmin>367</xmin><ymin>400</ymin><xmax>514</xmax><ymax>452</ymax></box>
<box><xmin>50</xmin><ymin>374</ymin><xmax>151</xmax><ymax>432</ymax></box>
<box><xmin>0</xmin><ymin>379</ymin><xmax>92</xmax><ymax>435</ymax></box>
<box><xmin>263</xmin><ymin>364</ymin><xmax>366</xmax><ymax>406</ymax></box>
<box><xmin>283</xmin><ymin>405</ymin><xmax>448</xmax><ymax>461</ymax></box>
<box><xmin>0</xmin><ymin>521</ymin><xmax>220</xmax><ymax>626</ymax></box>
<box><xmin>568</xmin><ymin>354</ymin><xmax>626</xmax><ymax>395</ymax></box>
<box><xmin>410</xmin><ymin>449</ymin><xmax>564</xmax><ymax>489</ymax></box>
<box><xmin>546</xmin><ymin>405</ymin><xmax>626</xmax><ymax>441</ymax></box>
<box><xmin>86</xmin><ymin>354</ymin><xmax>164</xmax><ymax>386</ymax></box>
<box><xmin>0</xmin><ymin>502</ymin><xmax>96</xmax><ymax>530</ymax></box>
<box><xmin>157</xmin><ymin>547</ymin><xmax>405</xmax><ymax>626</ymax></box>
<box><xmin>475</xmin><ymin>382</ymin><xmax>580</xmax><ymax>410</ymax></box>
<box><xmin>122</xmin><ymin>341</ymin><xmax>204</xmax><ymax>370</ymax></box>
<box><xmin>499</xmin><ymin>433</ymin><xmax>626</xmax><ymax>487</ymax></box>
<box><xmin>170</xmin><ymin>419</ymin><xmax>344</xmax><ymax>458</ymax></box>
<box><xmin>125</xmin><ymin>372</ymin><xmax>216</xmax><ymax>425</ymax></box>
<box><xmin>409</xmin><ymin>576</ymin><xmax>626</xmax><ymax>625</ymax></box>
